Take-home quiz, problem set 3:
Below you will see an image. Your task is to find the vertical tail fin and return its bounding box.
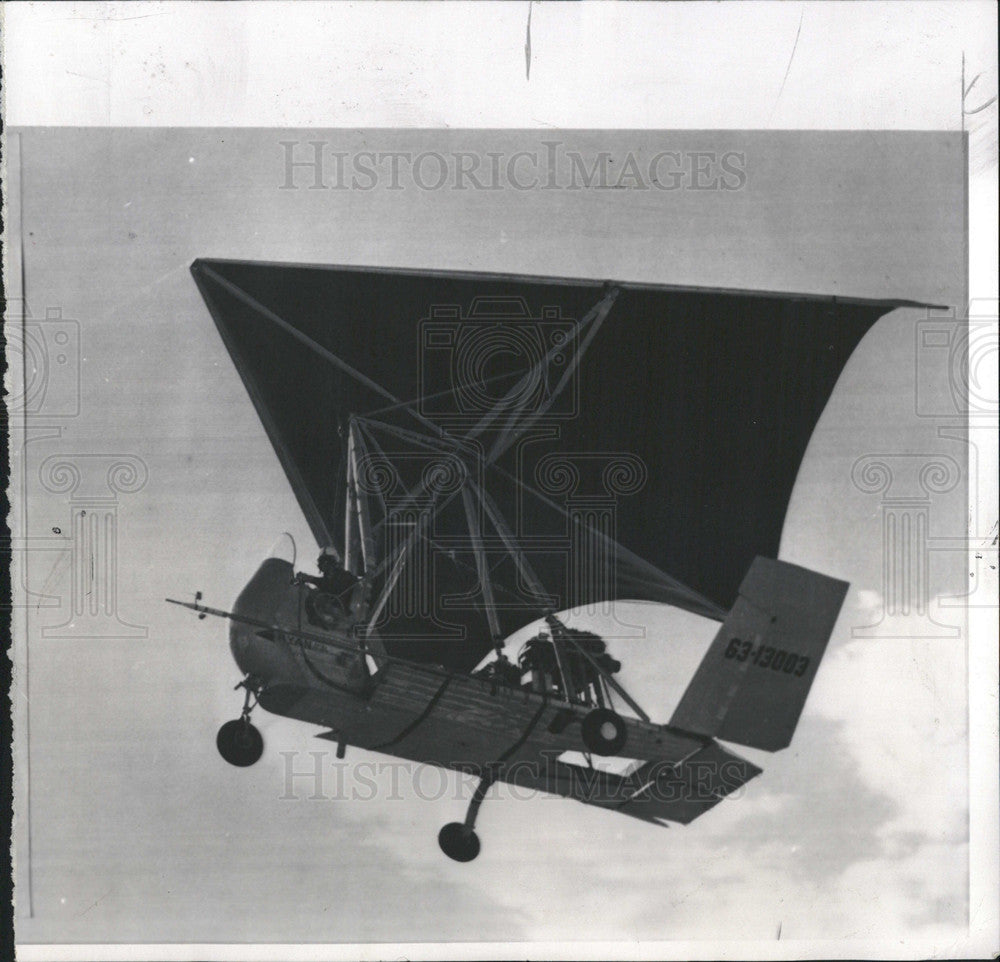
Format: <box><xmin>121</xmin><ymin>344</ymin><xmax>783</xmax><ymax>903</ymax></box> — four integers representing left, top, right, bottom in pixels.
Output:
<box><xmin>669</xmin><ymin>557</ymin><xmax>848</xmax><ymax>752</ymax></box>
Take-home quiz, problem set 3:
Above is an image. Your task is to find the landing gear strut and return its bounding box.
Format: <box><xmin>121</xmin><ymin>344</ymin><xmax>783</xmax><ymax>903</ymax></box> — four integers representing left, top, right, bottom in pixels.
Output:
<box><xmin>438</xmin><ymin>770</ymin><xmax>494</xmax><ymax>862</ymax></box>
<box><xmin>217</xmin><ymin>676</ymin><xmax>264</xmax><ymax>767</ymax></box>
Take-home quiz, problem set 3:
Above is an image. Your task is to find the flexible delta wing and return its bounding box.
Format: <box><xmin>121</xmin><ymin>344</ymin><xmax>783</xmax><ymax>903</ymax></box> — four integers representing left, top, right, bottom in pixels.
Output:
<box><xmin>189</xmin><ymin>259</ymin><xmax>908</xmax><ymax>666</ymax></box>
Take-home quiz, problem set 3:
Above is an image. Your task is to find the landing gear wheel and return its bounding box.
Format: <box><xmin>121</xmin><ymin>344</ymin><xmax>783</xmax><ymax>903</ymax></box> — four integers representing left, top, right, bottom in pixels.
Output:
<box><xmin>216</xmin><ymin>718</ymin><xmax>264</xmax><ymax>767</ymax></box>
<box><xmin>438</xmin><ymin>822</ymin><xmax>481</xmax><ymax>862</ymax></box>
<box><xmin>581</xmin><ymin>708</ymin><xmax>627</xmax><ymax>756</ymax></box>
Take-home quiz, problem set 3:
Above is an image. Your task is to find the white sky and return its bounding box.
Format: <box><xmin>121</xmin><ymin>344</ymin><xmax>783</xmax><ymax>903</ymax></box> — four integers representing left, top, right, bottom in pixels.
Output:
<box><xmin>3</xmin><ymin>3</ymin><xmax>997</xmax><ymax>960</ymax></box>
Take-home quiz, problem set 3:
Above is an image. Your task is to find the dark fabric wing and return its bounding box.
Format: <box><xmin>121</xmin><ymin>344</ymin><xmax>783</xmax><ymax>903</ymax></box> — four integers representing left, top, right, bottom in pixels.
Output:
<box><xmin>192</xmin><ymin>258</ymin><xmax>898</xmax><ymax>671</ymax></box>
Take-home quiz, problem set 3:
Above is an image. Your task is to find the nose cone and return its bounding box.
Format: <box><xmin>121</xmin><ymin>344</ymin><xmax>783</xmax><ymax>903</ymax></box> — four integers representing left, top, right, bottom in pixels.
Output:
<box><xmin>229</xmin><ymin>622</ymin><xmax>260</xmax><ymax>677</ymax></box>
<box><xmin>229</xmin><ymin>558</ymin><xmax>299</xmax><ymax>682</ymax></box>
<box><xmin>230</xmin><ymin>623</ymin><xmax>291</xmax><ymax>681</ymax></box>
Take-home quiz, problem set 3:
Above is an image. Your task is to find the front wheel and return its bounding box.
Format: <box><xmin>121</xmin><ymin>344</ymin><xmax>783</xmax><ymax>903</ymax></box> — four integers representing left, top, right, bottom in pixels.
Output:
<box><xmin>581</xmin><ymin>708</ymin><xmax>627</xmax><ymax>756</ymax></box>
<box><xmin>217</xmin><ymin>718</ymin><xmax>264</xmax><ymax>767</ymax></box>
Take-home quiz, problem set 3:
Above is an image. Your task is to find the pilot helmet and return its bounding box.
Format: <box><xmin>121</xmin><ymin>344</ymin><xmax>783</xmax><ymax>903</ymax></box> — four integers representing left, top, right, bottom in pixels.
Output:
<box><xmin>317</xmin><ymin>545</ymin><xmax>342</xmax><ymax>572</ymax></box>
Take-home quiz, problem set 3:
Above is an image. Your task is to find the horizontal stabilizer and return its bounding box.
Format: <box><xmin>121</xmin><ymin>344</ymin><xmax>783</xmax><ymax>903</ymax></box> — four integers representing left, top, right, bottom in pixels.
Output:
<box><xmin>668</xmin><ymin>557</ymin><xmax>848</xmax><ymax>752</ymax></box>
<box><xmin>503</xmin><ymin>740</ymin><xmax>761</xmax><ymax>826</ymax></box>
<box><xmin>619</xmin><ymin>741</ymin><xmax>763</xmax><ymax>825</ymax></box>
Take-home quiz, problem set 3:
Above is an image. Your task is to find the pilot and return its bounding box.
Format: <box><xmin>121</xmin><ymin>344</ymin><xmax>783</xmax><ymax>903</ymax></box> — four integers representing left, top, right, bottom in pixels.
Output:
<box><xmin>299</xmin><ymin>546</ymin><xmax>361</xmax><ymax>614</ymax></box>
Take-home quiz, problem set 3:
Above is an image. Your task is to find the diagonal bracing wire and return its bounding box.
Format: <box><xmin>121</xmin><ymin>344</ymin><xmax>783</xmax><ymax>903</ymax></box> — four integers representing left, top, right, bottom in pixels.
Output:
<box><xmin>485</xmin><ymin>286</ymin><xmax>620</xmax><ymax>463</ymax></box>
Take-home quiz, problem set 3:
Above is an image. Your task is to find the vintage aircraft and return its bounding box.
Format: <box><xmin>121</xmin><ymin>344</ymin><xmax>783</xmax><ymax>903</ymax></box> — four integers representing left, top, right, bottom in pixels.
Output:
<box><xmin>170</xmin><ymin>258</ymin><xmax>920</xmax><ymax>861</ymax></box>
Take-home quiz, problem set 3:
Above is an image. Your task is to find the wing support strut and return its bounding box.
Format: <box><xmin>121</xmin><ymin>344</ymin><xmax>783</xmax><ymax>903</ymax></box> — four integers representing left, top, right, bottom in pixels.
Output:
<box><xmin>467</xmin><ymin>479</ymin><xmax>580</xmax><ymax>701</ymax></box>
<box><xmin>364</xmin><ymin>501</ymin><xmax>438</xmax><ymax>645</ymax></box>
<box><xmin>468</xmin><ymin>479</ymin><xmax>553</xmax><ymax>610</ymax></box>
<box><xmin>343</xmin><ymin>421</ymin><xmax>359</xmax><ymax>574</ymax></box>
<box><xmin>460</xmin><ymin>484</ymin><xmax>504</xmax><ymax>656</ymax></box>
<box><xmin>197</xmin><ymin>262</ymin><xmax>449</xmax><ymax>442</ymax></box>
<box><xmin>348</xmin><ymin>422</ymin><xmax>378</xmax><ymax>575</ymax></box>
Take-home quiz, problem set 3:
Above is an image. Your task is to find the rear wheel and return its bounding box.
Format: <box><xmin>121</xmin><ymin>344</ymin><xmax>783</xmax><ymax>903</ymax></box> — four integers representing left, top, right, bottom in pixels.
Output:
<box><xmin>438</xmin><ymin>822</ymin><xmax>481</xmax><ymax>862</ymax></box>
<box><xmin>581</xmin><ymin>708</ymin><xmax>627</xmax><ymax>756</ymax></box>
<box><xmin>217</xmin><ymin>718</ymin><xmax>264</xmax><ymax>767</ymax></box>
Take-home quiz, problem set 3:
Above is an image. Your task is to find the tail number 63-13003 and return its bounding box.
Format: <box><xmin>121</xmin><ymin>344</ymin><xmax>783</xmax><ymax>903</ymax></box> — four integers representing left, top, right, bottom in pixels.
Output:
<box><xmin>724</xmin><ymin>638</ymin><xmax>810</xmax><ymax>677</ymax></box>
